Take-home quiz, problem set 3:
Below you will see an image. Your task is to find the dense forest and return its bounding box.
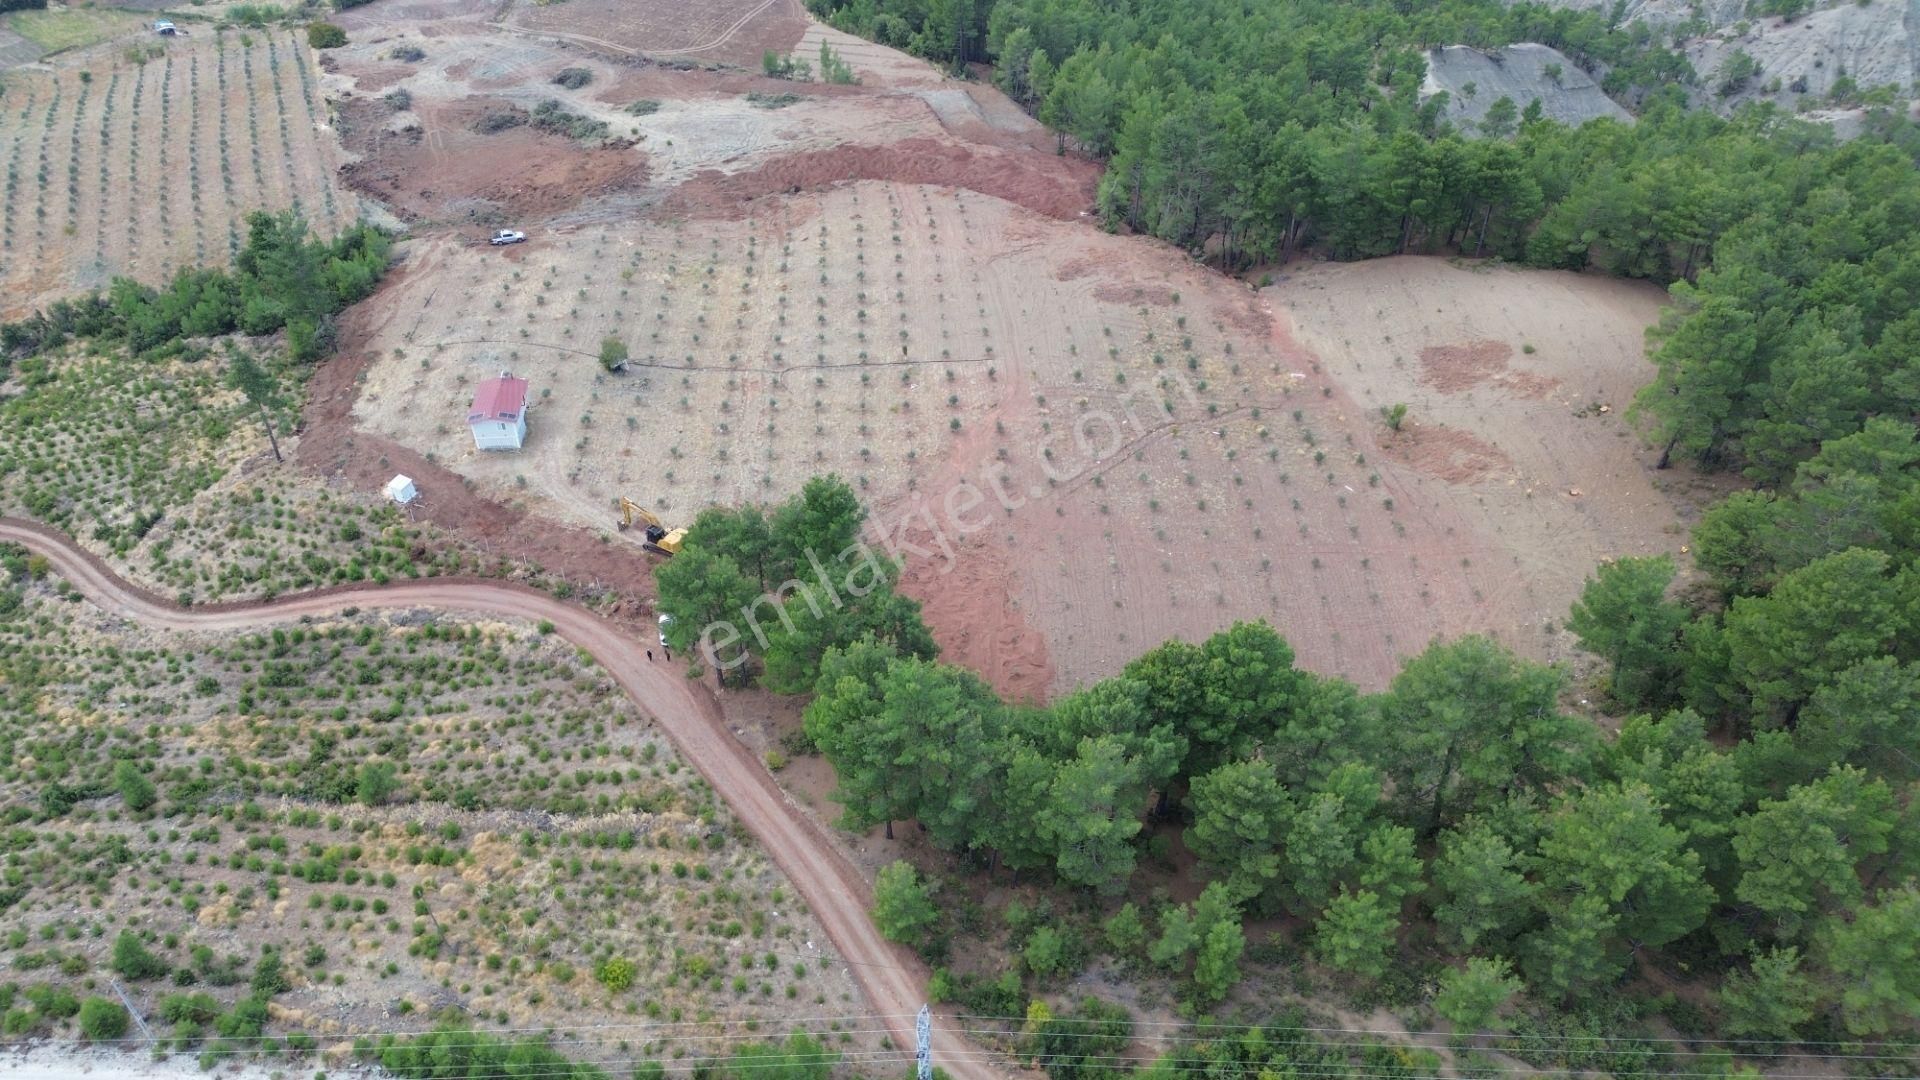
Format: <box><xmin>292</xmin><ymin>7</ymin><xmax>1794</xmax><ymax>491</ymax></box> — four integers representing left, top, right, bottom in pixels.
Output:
<box><xmin>654</xmin><ymin>471</ymin><xmax>1920</xmax><ymax>1047</ymax></box>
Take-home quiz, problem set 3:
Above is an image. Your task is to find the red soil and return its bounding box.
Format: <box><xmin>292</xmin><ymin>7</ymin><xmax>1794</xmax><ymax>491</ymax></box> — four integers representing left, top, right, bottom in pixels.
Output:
<box><xmin>1379</xmin><ymin>422</ymin><xmax>1516</xmax><ymax>484</ymax></box>
<box><xmin>1419</xmin><ymin>339</ymin><xmax>1560</xmax><ymax>398</ymax></box>
<box><xmin>336</xmin><ymin>97</ymin><xmax>649</xmax><ymax>226</ymax></box>
<box><xmin>661</xmin><ymin>137</ymin><xmax>1100</xmax><ymax>222</ymax></box>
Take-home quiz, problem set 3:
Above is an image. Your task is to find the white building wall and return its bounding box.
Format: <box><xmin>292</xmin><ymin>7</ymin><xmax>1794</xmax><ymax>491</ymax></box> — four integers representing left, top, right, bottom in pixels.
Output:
<box><xmin>470</xmin><ymin>412</ymin><xmax>526</xmax><ymax>451</ymax></box>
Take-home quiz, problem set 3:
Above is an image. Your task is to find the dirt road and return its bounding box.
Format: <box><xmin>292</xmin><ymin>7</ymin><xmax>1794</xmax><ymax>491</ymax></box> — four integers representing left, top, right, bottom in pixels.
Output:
<box><xmin>0</xmin><ymin>517</ymin><xmax>1003</xmax><ymax>1080</ymax></box>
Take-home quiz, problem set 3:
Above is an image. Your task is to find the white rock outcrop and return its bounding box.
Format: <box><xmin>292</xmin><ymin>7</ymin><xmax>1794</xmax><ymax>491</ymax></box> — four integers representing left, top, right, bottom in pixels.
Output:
<box><xmin>1422</xmin><ymin>43</ymin><xmax>1636</xmax><ymax>133</ymax></box>
<box><xmin>1688</xmin><ymin>1</ymin><xmax>1919</xmax><ymax>107</ymax></box>
<box><xmin>1509</xmin><ymin>0</ymin><xmax>1920</xmax><ymax>115</ymax></box>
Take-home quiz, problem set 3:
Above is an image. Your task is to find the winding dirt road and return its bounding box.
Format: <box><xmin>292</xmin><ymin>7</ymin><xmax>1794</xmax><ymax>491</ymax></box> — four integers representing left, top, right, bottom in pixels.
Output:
<box><xmin>0</xmin><ymin>517</ymin><xmax>1003</xmax><ymax>1080</ymax></box>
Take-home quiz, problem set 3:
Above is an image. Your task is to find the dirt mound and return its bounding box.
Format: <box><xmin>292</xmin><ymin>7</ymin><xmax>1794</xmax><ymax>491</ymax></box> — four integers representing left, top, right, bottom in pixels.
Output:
<box><xmin>1380</xmin><ymin>423</ymin><xmax>1514</xmax><ymax>484</ymax></box>
<box><xmin>334</xmin><ymin>60</ymin><xmax>416</xmax><ymax>92</ymax></box>
<box><xmin>661</xmin><ymin>137</ymin><xmax>1099</xmax><ymax>221</ymax></box>
<box><xmin>1419</xmin><ymin>339</ymin><xmax>1558</xmax><ymax>398</ymax></box>
<box><xmin>337</xmin><ymin>97</ymin><xmax>649</xmax><ymax>225</ymax></box>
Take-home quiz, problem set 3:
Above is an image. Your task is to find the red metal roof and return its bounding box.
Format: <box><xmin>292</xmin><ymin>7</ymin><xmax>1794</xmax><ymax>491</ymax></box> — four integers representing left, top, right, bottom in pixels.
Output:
<box><xmin>468</xmin><ymin>374</ymin><xmax>529</xmax><ymax>424</ymax></box>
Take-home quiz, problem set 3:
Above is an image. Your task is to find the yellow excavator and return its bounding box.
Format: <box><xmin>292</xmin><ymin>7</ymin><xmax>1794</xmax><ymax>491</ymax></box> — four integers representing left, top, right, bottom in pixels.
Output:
<box><xmin>618</xmin><ymin>498</ymin><xmax>687</xmax><ymax>556</ymax></box>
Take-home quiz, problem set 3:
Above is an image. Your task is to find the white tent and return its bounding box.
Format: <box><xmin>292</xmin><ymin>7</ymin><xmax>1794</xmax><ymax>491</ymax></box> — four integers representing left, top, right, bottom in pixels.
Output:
<box><xmin>385</xmin><ymin>475</ymin><xmax>418</xmax><ymax>505</ymax></box>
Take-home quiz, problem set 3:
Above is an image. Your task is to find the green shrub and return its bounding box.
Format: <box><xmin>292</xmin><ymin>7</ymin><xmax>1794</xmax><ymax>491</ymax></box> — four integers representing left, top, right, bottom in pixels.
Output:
<box><xmin>112</xmin><ymin>932</ymin><xmax>171</xmax><ymax>981</ymax></box>
<box><xmin>356</xmin><ymin>761</ymin><xmax>399</xmax><ymax>805</ymax></box>
<box><xmin>113</xmin><ymin>759</ymin><xmax>157</xmax><ymax>812</ymax></box>
<box><xmin>227</xmin><ymin>3</ymin><xmax>286</xmax><ymax>26</ymax></box>
<box><xmin>595</xmin><ymin>957</ymin><xmax>635</xmax><ymax>993</ymax></box>
<box><xmin>379</xmin><ymin>1028</ymin><xmax>603</xmax><ymax>1080</ymax></box>
<box><xmin>872</xmin><ymin>862</ymin><xmax>937</xmax><ymax>949</ymax></box>
<box><xmin>251</xmin><ymin>951</ymin><xmax>289</xmax><ymax>995</ymax></box>
<box><xmin>159</xmin><ymin>992</ymin><xmax>221</xmax><ymax>1024</ymax></box>
<box><xmin>24</xmin><ymin>984</ymin><xmax>79</xmax><ymax>1019</ymax></box>
<box><xmin>306</xmin><ymin>21</ymin><xmax>347</xmax><ymax>48</ymax></box>
<box><xmin>599</xmin><ymin>336</ymin><xmax>629</xmax><ymax>373</ymax></box>
<box><xmin>551</xmin><ymin>67</ymin><xmax>593</xmax><ymax>89</ymax></box>
<box><xmin>78</xmin><ymin>997</ymin><xmax>129</xmax><ymax>1041</ymax></box>
<box><xmin>474</xmin><ymin>110</ymin><xmax>526</xmax><ymax>134</ymax></box>
<box><xmin>215</xmin><ymin>994</ymin><xmax>270</xmax><ymax>1039</ymax></box>
<box><xmin>527</xmin><ymin>99</ymin><xmax>608</xmax><ymax>141</ymax></box>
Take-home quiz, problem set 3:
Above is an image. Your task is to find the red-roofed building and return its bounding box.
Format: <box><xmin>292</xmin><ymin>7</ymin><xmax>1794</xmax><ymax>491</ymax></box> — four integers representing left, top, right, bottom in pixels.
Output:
<box><xmin>468</xmin><ymin>372</ymin><xmax>530</xmax><ymax>451</ymax></box>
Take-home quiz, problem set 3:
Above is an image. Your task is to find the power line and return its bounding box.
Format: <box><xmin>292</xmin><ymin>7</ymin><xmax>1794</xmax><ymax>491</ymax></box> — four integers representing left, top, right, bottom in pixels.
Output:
<box><xmin>140</xmin><ymin>1045</ymin><xmax>1920</xmax><ymax>1080</ymax></box>
<box><xmin>81</xmin><ymin>1007</ymin><xmax>1920</xmax><ymax>1060</ymax></box>
<box><xmin>101</xmin><ymin>1006</ymin><xmax>1920</xmax><ymax>1060</ymax></box>
<box><xmin>951</xmin><ymin>1012</ymin><xmax>1920</xmax><ymax>1053</ymax></box>
<box><xmin>80</xmin><ymin>1014</ymin><xmax>923</xmax><ymax>1048</ymax></box>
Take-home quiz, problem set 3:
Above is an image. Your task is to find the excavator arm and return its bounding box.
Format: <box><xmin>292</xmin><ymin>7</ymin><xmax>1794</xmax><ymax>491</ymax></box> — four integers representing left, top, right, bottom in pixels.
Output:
<box><xmin>618</xmin><ymin>497</ymin><xmax>661</xmax><ymax>532</ymax></box>
<box><xmin>617</xmin><ymin>498</ymin><xmax>681</xmax><ymax>556</ymax></box>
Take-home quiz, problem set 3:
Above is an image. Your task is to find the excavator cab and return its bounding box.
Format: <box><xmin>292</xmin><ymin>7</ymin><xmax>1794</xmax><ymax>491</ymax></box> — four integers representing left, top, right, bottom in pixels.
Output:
<box><xmin>618</xmin><ymin>498</ymin><xmax>685</xmax><ymax>556</ymax></box>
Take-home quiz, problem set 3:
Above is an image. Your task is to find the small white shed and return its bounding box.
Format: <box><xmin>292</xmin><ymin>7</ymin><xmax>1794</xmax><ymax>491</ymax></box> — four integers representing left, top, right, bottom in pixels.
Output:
<box><xmin>385</xmin><ymin>475</ymin><xmax>418</xmax><ymax>505</ymax></box>
<box><xmin>468</xmin><ymin>372</ymin><xmax>530</xmax><ymax>451</ymax></box>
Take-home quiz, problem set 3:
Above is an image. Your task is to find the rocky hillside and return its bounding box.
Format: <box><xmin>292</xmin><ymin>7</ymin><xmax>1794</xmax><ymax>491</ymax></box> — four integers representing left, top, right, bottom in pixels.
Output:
<box><xmin>1422</xmin><ymin>43</ymin><xmax>1635</xmax><ymax>133</ymax></box>
<box><xmin>1686</xmin><ymin>0</ymin><xmax>1919</xmax><ymax>110</ymax></box>
<box><xmin>1516</xmin><ymin>0</ymin><xmax>1920</xmax><ymax>118</ymax></box>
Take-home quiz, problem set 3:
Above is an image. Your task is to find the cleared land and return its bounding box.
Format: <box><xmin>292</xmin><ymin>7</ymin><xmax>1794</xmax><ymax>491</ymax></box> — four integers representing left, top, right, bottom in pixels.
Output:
<box><xmin>0</xmin><ymin>519</ymin><xmax>985</xmax><ymax>1078</ymax></box>
<box><xmin>500</xmin><ymin>0</ymin><xmax>811</xmax><ymax>69</ymax></box>
<box><xmin>340</xmin><ymin>44</ymin><xmax>1684</xmax><ymax>694</ymax></box>
<box><xmin>1273</xmin><ymin>257</ymin><xmax>1692</xmax><ymax>674</ymax></box>
<box><xmin>0</xmin><ymin>31</ymin><xmax>355</xmax><ymax>319</ymax></box>
<box><xmin>325</xmin><ymin>4</ymin><xmax>1692</xmax><ymax>697</ymax></box>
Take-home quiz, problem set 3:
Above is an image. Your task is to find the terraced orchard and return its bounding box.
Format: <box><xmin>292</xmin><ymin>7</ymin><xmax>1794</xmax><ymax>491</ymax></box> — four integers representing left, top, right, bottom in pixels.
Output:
<box><xmin>0</xmin><ymin>343</ymin><xmax>481</xmax><ymax>604</ymax></box>
<box><xmin>0</xmin><ymin>30</ymin><xmax>353</xmax><ymax>319</ymax></box>
<box><xmin>0</xmin><ymin>564</ymin><xmax>866</xmax><ymax>1057</ymax></box>
<box><xmin>0</xmin><ymin>347</ymin><xmax>239</xmax><ymax>551</ymax></box>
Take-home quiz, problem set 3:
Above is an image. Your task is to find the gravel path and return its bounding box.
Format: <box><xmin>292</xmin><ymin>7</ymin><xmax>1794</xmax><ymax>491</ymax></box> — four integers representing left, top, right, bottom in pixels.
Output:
<box><xmin>0</xmin><ymin>517</ymin><xmax>1004</xmax><ymax>1080</ymax></box>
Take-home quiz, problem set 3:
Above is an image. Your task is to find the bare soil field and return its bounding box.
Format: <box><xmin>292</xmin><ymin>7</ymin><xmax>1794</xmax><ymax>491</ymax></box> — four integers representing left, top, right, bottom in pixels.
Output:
<box><xmin>1272</xmin><ymin>257</ymin><xmax>1701</xmax><ymax>670</ymax></box>
<box><xmin>500</xmin><ymin>0</ymin><xmax>810</xmax><ymax>69</ymax></box>
<box><xmin>319</xmin><ymin>5</ymin><xmax>1690</xmax><ymax>697</ymax></box>
<box><xmin>0</xmin><ymin>30</ymin><xmax>356</xmax><ymax>319</ymax></box>
<box><xmin>348</xmin><ymin>191</ymin><xmax>1685</xmax><ymax>696</ymax></box>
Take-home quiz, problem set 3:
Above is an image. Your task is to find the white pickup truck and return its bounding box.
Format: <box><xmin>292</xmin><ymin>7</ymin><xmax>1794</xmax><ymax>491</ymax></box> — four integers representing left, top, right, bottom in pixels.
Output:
<box><xmin>488</xmin><ymin>229</ymin><xmax>527</xmax><ymax>246</ymax></box>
